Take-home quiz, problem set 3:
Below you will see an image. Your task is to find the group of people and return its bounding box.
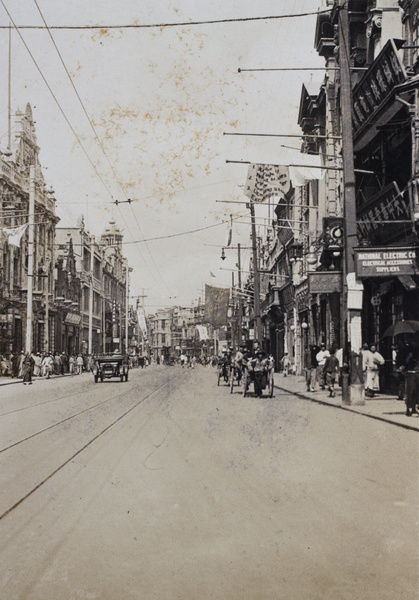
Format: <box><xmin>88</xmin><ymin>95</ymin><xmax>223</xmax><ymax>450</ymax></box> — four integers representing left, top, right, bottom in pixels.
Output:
<box><xmin>302</xmin><ymin>344</ymin><xmax>342</xmax><ymax>398</ymax></box>
<box><xmin>0</xmin><ymin>350</ymin><xmax>94</xmax><ymax>385</ymax></box>
<box><xmin>303</xmin><ymin>342</ymin><xmax>385</xmax><ymax>399</ymax></box>
<box><xmin>217</xmin><ymin>341</ymin><xmax>274</xmax><ymax>397</ymax></box>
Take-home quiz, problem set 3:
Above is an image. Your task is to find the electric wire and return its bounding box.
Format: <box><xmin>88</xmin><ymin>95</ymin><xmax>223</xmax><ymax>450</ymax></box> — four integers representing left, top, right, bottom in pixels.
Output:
<box><xmin>30</xmin><ymin>0</ymin><xmax>163</xmax><ymax>289</ymax></box>
<box><xmin>0</xmin><ymin>0</ymin><xmax>114</xmax><ymax>202</ymax></box>
<box><xmin>0</xmin><ymin>9</ymin><xmax>331</xmax><ymax>31</ymax></box>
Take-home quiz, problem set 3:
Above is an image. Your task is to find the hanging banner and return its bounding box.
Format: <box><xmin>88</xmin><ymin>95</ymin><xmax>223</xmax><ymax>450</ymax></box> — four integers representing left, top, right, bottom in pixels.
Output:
<box><xmin>244</xmin><ymin>164</ymin><xmax>290</xmax><ymax>202</ymax></box>
<box><xmin>196</xmin><ymin>325</ymin><xmax>209</xmax><ymax>340</ymax></box>
<box><xmin>136</xmin><ymin>307</ymin><xmax>148</xmax><ymax>339</ymax></box>
<box><xmin>204</xmin><ymin>284</ymin><xmax>230</xmax><ymax>327</ymax></box>
<box><xmin>3</xmin><ymin>223</ymin><xmax>28</xmax><ymax>247</ymax></box>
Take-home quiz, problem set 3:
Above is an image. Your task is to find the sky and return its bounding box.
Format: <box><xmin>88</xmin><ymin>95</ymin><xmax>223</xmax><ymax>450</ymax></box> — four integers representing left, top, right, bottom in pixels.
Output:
<box><xmin>0</xmin><ymin>0</ymin><xmax>325</xmax><ymax>312</ymax></box>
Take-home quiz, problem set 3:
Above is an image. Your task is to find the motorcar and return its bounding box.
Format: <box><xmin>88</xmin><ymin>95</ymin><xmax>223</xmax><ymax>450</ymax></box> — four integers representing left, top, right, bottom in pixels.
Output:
<box><xmin>92</xmin><ymin>353</ymin><xmax>129</xmax><ymax>383</ymax></box>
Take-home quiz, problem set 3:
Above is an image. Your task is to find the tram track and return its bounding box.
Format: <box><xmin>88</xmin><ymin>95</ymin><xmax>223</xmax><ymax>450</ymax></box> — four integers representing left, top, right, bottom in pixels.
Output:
<box><xmin>0</xmin><ymin>381</ymin><xmax>94</xmax><ymax>417</ymax></box>
<box><xmin>0</xmin><ymin>370</ymin><xmax>181</xmax><ymax>521</ymax></box>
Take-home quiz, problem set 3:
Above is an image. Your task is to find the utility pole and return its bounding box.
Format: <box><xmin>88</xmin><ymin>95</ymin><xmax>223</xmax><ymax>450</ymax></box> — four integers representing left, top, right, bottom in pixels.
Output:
<box><xmin>44</xmin><ymin>255</ymin><xmax>51</xmax><ymax>354</ymax></box>
<box><xmin>125</xmin><ymin>265</ymin><xmax>132</xmax><ymax>354</ymax></box>
<box><xmin>88</xmin><ymin>236</ymin><xmax>94</xmax><ymax>355</ymax></box>
<box><xmin>338</xmin><ymin>1</ymin><xmax>364</xmax><ymax>405</ymax></box>
<box><xmin>25</xmin><ymin>165</ymin><xmax>35</xmax><ymax>353</ymax></box>
<box><xmin>7</xmin><ymin>23</ymin><xmax>12</xmax><ymax>154</ymax></box>
<box><xmin>250</xmin><ymin>201</ymin><xmax>262</xmax><ymax>343</ymax></box>
<box><xmin>237</xmin><ymin>242</ymin><xmax>242</xmax><ymax>345</ymax></box>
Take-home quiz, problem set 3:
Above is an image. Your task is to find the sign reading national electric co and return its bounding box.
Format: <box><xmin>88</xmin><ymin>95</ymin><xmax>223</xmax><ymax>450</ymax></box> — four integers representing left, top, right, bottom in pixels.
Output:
<box><xmin>355</xmin><ymin>247</ymin><xmax>419</xmax><ymax>278</ymax></box>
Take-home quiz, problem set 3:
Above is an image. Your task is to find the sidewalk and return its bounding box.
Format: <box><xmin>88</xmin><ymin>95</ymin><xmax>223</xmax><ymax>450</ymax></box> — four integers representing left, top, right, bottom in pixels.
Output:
<box><xmin>0</xmin><ymin>372</ymin><xmax>80</xmax><ymax>386</ymax></box>
<box><xmin>274</xmin><ymin>374</ymin><xmax>419</xmax><ymax>432</ymax></box>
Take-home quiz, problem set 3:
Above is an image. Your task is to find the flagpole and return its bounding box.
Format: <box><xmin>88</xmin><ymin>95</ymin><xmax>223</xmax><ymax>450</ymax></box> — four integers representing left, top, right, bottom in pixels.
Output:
<box><xmin>25</xmin><ymin>165</ymin><xmax>35</xmax><ymax>353</ymax></box>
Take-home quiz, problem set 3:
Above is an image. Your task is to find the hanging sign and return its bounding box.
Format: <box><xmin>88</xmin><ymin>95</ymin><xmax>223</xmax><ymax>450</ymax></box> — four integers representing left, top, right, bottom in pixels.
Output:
<box><xmin>355</xmin><ymin>247</ymin><xmax>419</xmax><ymax>277</ymax></box>
<box><xmin>352</xmin><ymin>39</ymin><xmax>406</xmax><ymax>136</ymax></box>
<box><xmin>308</xmin><ymin>272</ymin><xmax>342</xmax><ymax>294</ymax></box>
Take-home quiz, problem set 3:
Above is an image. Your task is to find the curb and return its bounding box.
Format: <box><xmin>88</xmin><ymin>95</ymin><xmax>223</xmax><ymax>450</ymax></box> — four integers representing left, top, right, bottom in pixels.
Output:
<box><xmin>274</xmin><ymin>384</ymin><xmax>419</xmax><ymax>433</ymax></box>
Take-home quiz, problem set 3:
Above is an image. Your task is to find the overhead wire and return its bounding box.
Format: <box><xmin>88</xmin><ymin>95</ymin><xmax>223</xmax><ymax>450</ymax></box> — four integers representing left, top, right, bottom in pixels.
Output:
<box><xmin>0</xmin><ymin>0</ymin><xmax>114</xmax><ymax>202</ymax></box>
<box><xmin>30</xmin><ymin>0</ymin><xmax>165</xmax><ymax>290</ymax></box>
<box><xmin>0</xmin><ymin>9</ymin><xmax>331</xmax><ymax>30</ymax></box>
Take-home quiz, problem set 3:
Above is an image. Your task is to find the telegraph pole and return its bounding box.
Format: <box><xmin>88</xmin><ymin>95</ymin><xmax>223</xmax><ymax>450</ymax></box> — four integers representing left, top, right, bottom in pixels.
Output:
<box><xmin>88</xmin><ymin>236</ymin><xmax>94</xmax><ymax>355</ymax></box>
<box><xmin>25</xmin><ymin>165</ymin><xmax>35</xmax><ymax>353</ymax></box>
<box><xmin>237</xmin><ymin>242</ymin><xmax>242</xmax><ymax>345</ymax></box>
<box><xmin>250</xmin><ymin>201</ymin><xmax>262</xmax><ymax>343</ymax></box>
<box><xmin>338</xmin><ymin>1</ymin><xmax>364</xmax><ymax>405</ymax></box>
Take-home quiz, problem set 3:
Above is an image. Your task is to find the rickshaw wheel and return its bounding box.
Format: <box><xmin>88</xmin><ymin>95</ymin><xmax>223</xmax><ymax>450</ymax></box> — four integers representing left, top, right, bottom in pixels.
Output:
<box><xmin>94</xmin><ymin>374</ymin><xmax>98</xmax><ymax>383</ymax></box>
<box><xmin>217</xmin><ymin>371</ymin><xmax>221</xmax><ymax>386</ymax></box>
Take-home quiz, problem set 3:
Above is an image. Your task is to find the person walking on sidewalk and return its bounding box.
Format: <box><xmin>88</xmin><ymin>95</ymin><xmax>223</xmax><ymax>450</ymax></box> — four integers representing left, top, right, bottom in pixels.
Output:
<box><xmin>22</xmin><ymin>352</ymin><xmax>35</xmax><ymax>385</ymax></box>
<box><xmin>281</xmin><ymin>352</ymin><xmax>291</xmax><ymax>377</ymax></box>
<box><xmin>324</xmin><ymin>348</ymin><xmax>339</xmax><ymax>397</ymax></box>
<box><xmin>316</xmin><ymin>344</ymin><xmax>330</xmax><ymax>390</ymax></box>
<box><xmin>306</xmin><ymin>345</ymin><xmax>319</xmax><ymax>391</ymax></box>
<box><xmin>364</xmin><ymin>344</ymin><xmax>385</xmax><ymax>398</ymax></box>
<box><xmin>404</xmin><ymin>344</ymin><xmax>419</xmax><ymax>417</ymax></box>
<box><xmin>41</xmin><ymin>353</ymin><xmax>53</xmax><ymax>378</ymax></box>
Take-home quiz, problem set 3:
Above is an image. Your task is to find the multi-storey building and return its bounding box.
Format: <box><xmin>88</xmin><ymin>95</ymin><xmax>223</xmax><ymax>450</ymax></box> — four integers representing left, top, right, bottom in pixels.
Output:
<box><xmin>55</xmin><ymin>219</ymin><xmax>129</xmax><ymax>355</ymax></box>
<box><xmin>258</xmin><ymin>0</ymin><xmax>419</xmax><ymax>394</ymax></box>
<box><xmin>0</xmin><ymin>103</ymin><xmax>59</xmax><ymax>354</ymax></box>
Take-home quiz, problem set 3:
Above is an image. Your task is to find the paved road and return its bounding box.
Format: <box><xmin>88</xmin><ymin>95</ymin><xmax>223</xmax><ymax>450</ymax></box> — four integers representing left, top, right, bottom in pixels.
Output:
<box><xmin>1</xmin><ymin>366</ymin><xmax>418</xmax><ymax>599</ymax></box>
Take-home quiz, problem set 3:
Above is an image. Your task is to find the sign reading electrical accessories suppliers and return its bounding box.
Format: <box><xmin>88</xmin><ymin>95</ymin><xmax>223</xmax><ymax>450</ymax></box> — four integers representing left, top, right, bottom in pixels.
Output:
<box><xmin>355</xmin><ymin>247</ymin><xmax>419</xmax><ymax>277</ymax></box>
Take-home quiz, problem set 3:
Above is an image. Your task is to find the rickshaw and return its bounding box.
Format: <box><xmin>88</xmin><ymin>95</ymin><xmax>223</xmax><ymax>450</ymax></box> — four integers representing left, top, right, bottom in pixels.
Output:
<box><xmin>217</xmin><ymin>359</ymin><xmax>230</xmax><ymax>386</ymax></box>
<box><xmin>93</xmin><ymin>354</ymin><xmax>129</xmax><ymax>382</ymax></box>
<box><xmin>242</xmin><ymin>355</ymin><xmax>274</xmax><ymax>398</ymax></box>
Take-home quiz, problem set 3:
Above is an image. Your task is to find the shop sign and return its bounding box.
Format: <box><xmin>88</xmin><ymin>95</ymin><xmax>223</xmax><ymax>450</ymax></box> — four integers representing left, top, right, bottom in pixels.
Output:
<box><xmin>355</xmin><ymin>247</ymin><xmax>419</xmax><ymax>277</ymax></box>
<box><xmin>64</xmin><ymin>312</ymin><xmax>82</xmax><ymax>325</ymax></box>
<box><xmin>357</xmin><ymin>182</ymin><xmax>410</xmax><ymax>238</ymax></box>
<box><xmin>352</xmin><ymin>39</ymin><xmax>406</xmax><ymax>136</ymax></box>
<box><xmin>279</xmin><ymin>283</ymin><xmax>295</xmax><ymax>310</ymax></box>
<box><xmin>308</xmin><ymin>272</ymin><xmax>342</xmax><ymax>294</ymax></box>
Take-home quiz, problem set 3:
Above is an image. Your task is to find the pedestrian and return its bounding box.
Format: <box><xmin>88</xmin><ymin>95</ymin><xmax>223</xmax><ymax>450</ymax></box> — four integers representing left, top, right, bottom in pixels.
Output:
<box><xmin>281</xmin><ymin>352</ymin><xmax>291</xmax><ymax>377</ymax></box>
<box><xmin>324</xmin><ymin>348</ymin><xmax>340</xmax><ymax>397</ymax></box>
<box><xmin>22</xmin><ymin>352</ymin><xmax>35</xmax><ymax>385</ymax></box>
<box><xmin>69</xmin><ymin>354</ymin><xmax>75</xmax><ymax>376</ymax></box>
<box><xmin>251</xmin><ymin>350</ymin><xmax>269</xmax><ymax>397</ymax></box>
<box><xmin>54</xmin><ymin>352</ymin><xmax>62</xmax><ymax>375</ymax></box>
<box><xmin>306</xmin><ymin>345</ymin><xmax>319</xmax><ymax>391</ymax></box>
<box><xmin>395</xmin><ymin>343</ymin><xmax>411</xmax><ymax>401</ymax></box>
<box><xmin>33</xmin><ymin>352</ymin><xmax>42</xmax><ymax>377</ymax></box>
<box><xmin>76</xmin><ymin>354</ymin><xmax>84</xmax><ymax>375</ymax></box>
<box><xmin>87</xmin><ymin>354</ymin><xmax>94</xmax><ymax>372</ymax></box>
<box><xmin>364</xmin><ymin>344</ymin><xmax>385</xmax><ymax>397</ymax></box>
<box><xmin>11</xmin><ymin>351</ymin><xmax>21</xmax><ymax>378</ymax></box>
<box><xmin>41</xmin><ymin>353</ymin><xmax>53</xmax><ymax>378</ymax></box>
<box><xmin>0</xmin><ymin>353</ymin><xmax>11</xmax><ymax>376</ymax></box>
<box><xmin>404</xmin><ymin>344</ymin><xmax>419</xmax><ymax>417</ymax></box>
<box><xmin>316</xmin><ymin>343</ymin><xmax>330</xmax><ymax>390</ymax></box>
<box><xmin>61</xmin><ymin>352</ymin><xmax>68</xmax><ymax>374</ymax></box>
